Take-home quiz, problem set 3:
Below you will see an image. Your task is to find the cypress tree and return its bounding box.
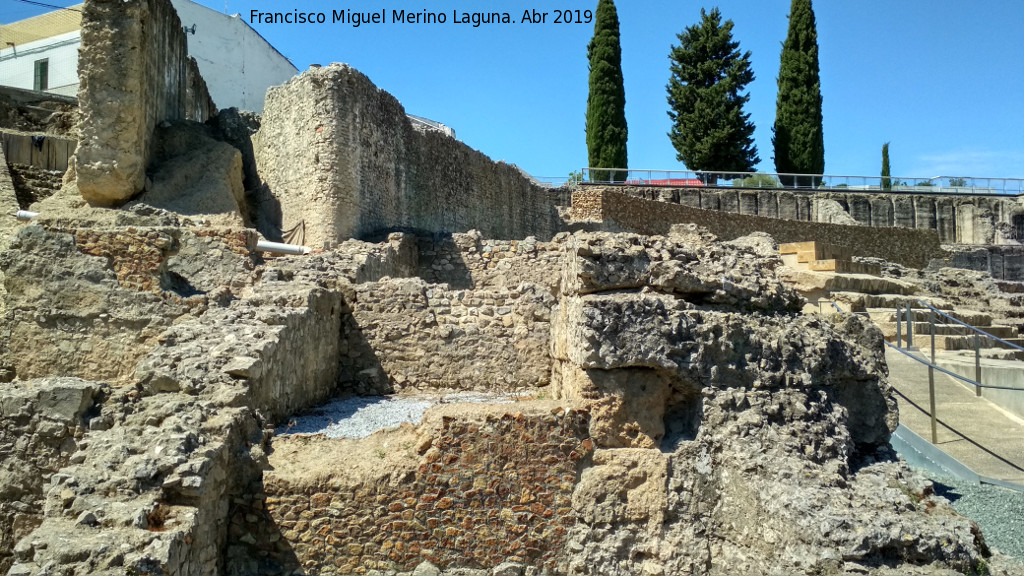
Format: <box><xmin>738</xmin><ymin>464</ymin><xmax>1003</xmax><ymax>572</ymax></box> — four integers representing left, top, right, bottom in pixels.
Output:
<box><xmin>773</xmin><ymin>0</ymin><xmax>824</xmax><ymax>188</ymax></box>
<box><xmin>881</xmin><ymin>142</ymin><xmax>891</xmax><ymax>190</ymax></box>
<box><xmin>667</xmin><ymin>8</ymin><xmax>759</xmax><ymax>182</ymax></box>
<box><xmin>586</xmin><ymin>0</ymin><xmax>628</xmax><ymax>182</ymax></box>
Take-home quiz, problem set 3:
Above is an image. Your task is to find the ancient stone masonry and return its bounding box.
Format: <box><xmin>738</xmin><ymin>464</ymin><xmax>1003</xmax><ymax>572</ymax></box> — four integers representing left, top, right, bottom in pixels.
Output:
<box><xmin>0</xmin><ymin>378</ymin><xmax>102</xmax><ymax>575</ymax></box>
<box><xmin>73</xmin><ymin>0</ymin><xmax>216</xmax><ymax>205</ymax></box>
<box><xmin>574</xmin><ymin>188</ymin><xmax>946</xmax><ymax>269</ymax></box>
<box><xmin>603</xmin><ymin>184</ymin><xmax>1024</xmax><ymax>245</ymax></box>
<box><xmin>3</xmin><ymin>20</ymin><xmax>1023</xmax><ymax>571</ymax></box>
<box><xmin>338</xmin><ymin>278</ymin><xmax>555</xmax><ymax>396</ymax></box>
<box><xmin>415</xmin><ymin>232</ymin><xmax>566</xmax><ymax>294</ymax></box>
<box><xmin>254</xmin><ymin>64</ymin><xmax>562</xmax><ymax>247</ymax></box>
<box><xmin>0</xmin><ymin>225</ymin><xmax>406</xmax><ymax>576</ymax></box>
<box><xmin>0</xmin><ymin>222</ymin><xmax>259</xmax><ymax>383</ymax></box>
<box><xmin>547</xmin><ymin>232</ymin><xmax>996</xmax><ymax>574</ymax></box>
<box><xmin>0</xmin><ymin>223</ymin><xmax>1019</xmax><ymax>576</ymax></box>
<box><xmin>239</xmin><ymin>406</ymin><xmax>592</xmax><ymax>575</ymax></box>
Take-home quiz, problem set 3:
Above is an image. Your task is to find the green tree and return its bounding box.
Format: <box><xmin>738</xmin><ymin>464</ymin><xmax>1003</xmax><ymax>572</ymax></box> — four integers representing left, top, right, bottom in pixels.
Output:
<box><xmin>949</xmin><ymin>177</ymin><xmax>967</xmax><ymax>187</ymax></box>
<box><xmin>667</xmin><ymin>7</ymin><xmax>759</xmax><ymax>183</ymax></box>
<box><xmin>773</xmin><ymin>0</ymin><xmax>824</xmax><ymax>188</ymax></box>
<box><xmin>738</xmin><ymin>173</ymin><xmax>780</xmax><ymax>188</ymax></box>
<box><xmin>881</xmin><ymin>142</ymin><xmax>891</xmax><ymax>190</ymax></box>
<box><xmin>586</xmin><ymin>0</ymin><xmax>628</xmax><ymax>182</ymax></box>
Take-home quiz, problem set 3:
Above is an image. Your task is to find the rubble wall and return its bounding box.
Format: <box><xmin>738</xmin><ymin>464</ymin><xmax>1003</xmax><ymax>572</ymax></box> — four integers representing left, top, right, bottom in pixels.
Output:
<box><xmin>0</xmin><ymin>378</ymin><xmax>101</xmax><ymax>575</ymax></box>
<box><xmin>253</xmin><ymin>64</ymin><xmax>561</xmax><ymax>247</ymax></box>
<box><xmin>415</xmin><ymin>232</ymin><xmax>566</xmax><ymax>294</ymax></box>
<box><xmin>243</xmin><ymin>407</ymin><xmax>592</xmax><ymax>574</ymax></box>
<box><xmin>577</xmin><ymin>189</ymin><xmax>945</xmax><ymax>269</ymax></box>
<box><xmin>0</xmin><ymin>226</ymin><xmax>191</xmax><ymax>383</ymax></box>
<box><xmin>0</xmin><ymin>143</ymin><xmax>18</xmax><ymax>225</ymax></box>
<box><xmin>606</xmin><ymin>185</ymin><xmax>1024</xmax><ymax>245</ymax></box>
<box><xmin>135</xmin><ymin>285</ymin><xmax>343</xmax><ymax>423</ymax></box>
<box><xmin>944</xmin><ymin>244</ymin><xmax>1024</xmax><ymax>282</ymax></box>
<box><xmin>340</xmin><ymin>278</ymin><xmax>555</xmax><ymax>395</ymax></box>
<box><xmin>74</xmin><ymin>0</ymin><xmax>215</xmax><ymax>205</ymax></box>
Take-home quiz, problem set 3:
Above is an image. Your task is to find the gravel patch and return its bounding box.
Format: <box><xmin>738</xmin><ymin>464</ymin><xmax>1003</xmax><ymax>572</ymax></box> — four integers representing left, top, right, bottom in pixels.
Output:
<box><xmin>279</xmin><ymin>392</ymin><xmax>518</xmax><ymax>439</ymax></box>
<box><xmin>924</xmin><ymin>471</ymin><xmax>1024</xmax><ymax>561</ymax></box>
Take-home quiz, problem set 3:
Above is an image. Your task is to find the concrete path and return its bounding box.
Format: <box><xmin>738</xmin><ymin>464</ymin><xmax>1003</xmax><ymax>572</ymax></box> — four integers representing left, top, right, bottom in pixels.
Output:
<box><xmin>885</xmin><ymin>346</ymin><xmax>1024</xmax><ymax>485</ymax></box>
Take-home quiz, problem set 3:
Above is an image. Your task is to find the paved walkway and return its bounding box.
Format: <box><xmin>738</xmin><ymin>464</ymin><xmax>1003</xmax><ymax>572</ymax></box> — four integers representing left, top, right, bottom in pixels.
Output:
<box><xmin>885</xmin><ymin>346</ymin><xmax>1024</xmax><ymax>484</ymax></box>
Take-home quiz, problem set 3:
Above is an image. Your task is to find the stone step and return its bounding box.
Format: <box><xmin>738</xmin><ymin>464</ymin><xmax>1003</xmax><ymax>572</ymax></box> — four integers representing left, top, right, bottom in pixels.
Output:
<box><xmin>866</xmin><ymin>307</ymin><xmax>994</xmax><ymax>326</ymax></box>
<box><xmin>808</xmin><ymin>259</ymin><xmax>882</xmax><ymax>275</ymax></box>
<box><xmin>858</xmin><ymin>293</ymin><xmax>951</xmax><ymax>310</ymax></box>
<box><xmin>928</xmin><ymin>335</ymin><xmax>1024</xmax><ymax>352</ymax></box>
<box><xmin>778</xmin><ymin>241</ymin><xmax>854</xmax><ymax>264</ymax></box>
<box><xmin>996</xmin><ymin>280</ymin><xmax>1024</xmax><ymax>294</ymax></box>
<box><xmin>877</xmin><ymin>321</ymin><xmax>980</xmax><ymax>338</ymax></box>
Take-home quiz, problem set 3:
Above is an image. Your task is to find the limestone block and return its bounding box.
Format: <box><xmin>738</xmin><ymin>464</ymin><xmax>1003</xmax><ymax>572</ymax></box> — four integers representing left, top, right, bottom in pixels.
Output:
<box><xmin>678</xmin><ymin>189</ymin><xmax>700</xmax><ymax>208</ymax></box>
<box><xmin>893</xmin><ymin>196</ymin><xmax>915</xmax><ymax>228</ymax></box>
<box><xmin>936</xmin><ymin>197</ymin><xmax>957</xmax><ymax>242</ymax></box>
<box><xmin>914</xmin><ymin>196</ymin><xmax>937</xmax><ymax>230</ymax></box>
<box><xmin>756</xmin><ymin>190</ymin><xmax>778</xmax><ymax>219</ymax></box>
<box><xmin>738</xmin><ymin>191</ymin><xmax>758</xmax><ymax>215</ymax></box>
<box><xmin>572</xmin><ymin>448</ymin><xmax>668</xmax><ymax>525</ymax></box>
<box><xmin>719</xmin><ymin>190</ymin><xmax>739</xmax><ymax>213</ymax></box>
<box><xmin>128</xmin><ymin>123</ymin><xmax>247</xmax><ymax>226</ymax></box>
<box><xmin>846</xmin><ymin>195</ymin><xmax>871</xmax><ymax>225</ymax></box>
<box><xmin>812</xmin><ymin>198</ymin><xmax>857</xmax><ymax>226</ymax></box>
<box><xmin>869</xmin><ymin>196</ymin><xmax>894</xmax><ymax>227</ymax></box>
<box><xmin>777</xmin><ymin>191</ymin><xmax>798</xmax><ymax>220</ymax></box>
<box><xmin>558</xmin><ymin>364</ymin><xmax>671</xmax><ymax>449</ymax></box>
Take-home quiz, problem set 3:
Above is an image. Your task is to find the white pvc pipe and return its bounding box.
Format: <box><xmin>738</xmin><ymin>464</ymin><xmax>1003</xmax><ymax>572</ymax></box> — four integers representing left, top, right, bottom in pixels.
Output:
<box><xmin>15</xmin><ymin>210</ymin><xmax>38</xmax><ymax>221</ymax></box>
<box><xmin>256</xmin><ymin>240</ymin><xmax>311</xmax><ymax>255</ymax></box>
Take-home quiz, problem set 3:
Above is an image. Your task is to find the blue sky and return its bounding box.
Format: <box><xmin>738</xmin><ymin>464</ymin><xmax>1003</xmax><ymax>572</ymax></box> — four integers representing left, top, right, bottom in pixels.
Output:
<box><xmin>6</xmin><ymin>0</ymin><xmax>1024</xmax><ymax>180</ymax></box>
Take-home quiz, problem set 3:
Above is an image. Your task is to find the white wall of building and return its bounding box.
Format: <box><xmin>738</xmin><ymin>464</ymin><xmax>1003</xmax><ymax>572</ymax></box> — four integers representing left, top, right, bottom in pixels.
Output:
<box><xmin>0</xmin><ymin>0</ymin><xmax>296</xmax><ymax>111</ymax></box>
<box><xmin>170</xmin><ymin>0</ymin><xmax>297</xmax><ymax>113</ymax></box>
<box><xmin>0</xmin><ymin>30</ymin><xmax>81</xmax><ymax>97</ymax></box>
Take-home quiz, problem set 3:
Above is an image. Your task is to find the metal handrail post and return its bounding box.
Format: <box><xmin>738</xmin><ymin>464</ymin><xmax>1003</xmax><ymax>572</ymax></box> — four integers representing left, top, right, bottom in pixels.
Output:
<box><xmin>929</xmin><ymin>308</ymin><xmax>938</xmax><ymax>444</ymax></box>
<box><xmin>906</xmin><ymin>302</ymin><xmax>914</xmax><ymax>348</ymax></box>
<box><xmin>975</xmin><ymin>334</ymin><xmax>982</xmax><ymax>397</ymax></box>
<box><xmin>898</xmin><ymin>308</ymin><xmax>903</xmax><ymax>344</ymax></box>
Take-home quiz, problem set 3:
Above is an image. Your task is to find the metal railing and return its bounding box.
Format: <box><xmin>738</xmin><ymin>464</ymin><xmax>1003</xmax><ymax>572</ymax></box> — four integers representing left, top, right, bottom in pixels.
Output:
<box><xmin>912</xmin><ymin>299</ymin><xmax>1024</xmax><ymax>354</ymax></box>
<box><xmin>581</xmin><ymin>168</ymin><xmax>1024</xmax><ymax>196</ymax></box>
<box><xmin>823</xmin><ymin>299</ymin><xmax>1024</xmax><ymax>445</ymax></box>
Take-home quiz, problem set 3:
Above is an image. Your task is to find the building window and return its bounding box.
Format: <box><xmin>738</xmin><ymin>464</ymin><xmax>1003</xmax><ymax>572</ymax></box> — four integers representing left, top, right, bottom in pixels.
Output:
<box><xmin>33</xmin><ymin>59</ymin><xmax>49</xmax><ymax>91</ymax></box>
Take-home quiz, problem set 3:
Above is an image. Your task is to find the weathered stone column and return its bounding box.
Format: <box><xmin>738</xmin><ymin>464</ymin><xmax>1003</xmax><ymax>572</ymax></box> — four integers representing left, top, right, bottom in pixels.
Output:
<box><xmin>870</xmin><ymin>197</ymin><xmax>894</xmax><ymax>227</ymax></box>
<box><xmin>847</xmin><ymin>195</ymin><xmax>872</xmax><ymax>225</ymax></box>
<box><xmin>893</xmin><ymin>196</ymin><xmax>915</xmax><ymax>228</ymax></box>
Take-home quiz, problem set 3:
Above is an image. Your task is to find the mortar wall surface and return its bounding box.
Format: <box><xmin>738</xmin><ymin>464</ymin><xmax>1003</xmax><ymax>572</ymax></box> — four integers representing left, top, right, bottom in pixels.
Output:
<box><xmin>254</xmin><ymin>64</ymin><xmax>561</xmax><ymax>247</ymax></box>
<box><xmin>339</xmin><ymin>278</ymin><xmax>555</xmax><ymax>396</ymax></box>
<box><xmin>240</xmin><ymin>409</ymin><xmax>592</xmax><ymax>574</ymax></box>
<box><xmin>74</xmin><ymin>0</ymin><xmax>215</xmax><ymax>205</ymax></box>
<box><xmin>601</xmin><ymin>185</ymin><xmax>1024</xmax><ymax>246</ymax></box>
<box><xmin>576</xmin><ymin>189</ymin><xmax>945</xmax><ymax>269</ymax></box>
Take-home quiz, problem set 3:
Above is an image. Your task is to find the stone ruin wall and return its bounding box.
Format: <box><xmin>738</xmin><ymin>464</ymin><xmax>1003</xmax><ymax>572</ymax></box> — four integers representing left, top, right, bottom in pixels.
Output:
<box><xmin>0</xmin><ymin>378</ymin><xmax>100</xmax><ymax>575</ymax></box>
<box><xmin>253</xmin><ymin>64</ymin><xmax>562</xmax><ymax>248</ymax></box>
<box><xmin>0</xmin><ymin>222</ymin><xmax>1013</xmax><ymax>576</ymax></box>
<box><xmin>339</xmin><ymin>279</ymin><xmax>555</xmax><ymax>396</ymax></box>
<box><xmin>577</xmin><ymin>188</ymin><xmax>945</xmax><ymax>269</ymax></box>
<box><xmin>232</xmin><ymin>408</ymin><xmax>591</xmax><ymax>575</ymax></box>
<box><xmin>215</xmin><ymin>231</ymin><xmax>1002</xmax><ymax>576</ymax></box>
<box><xmin>0</xmin><ymin>223</ymin><xmax>259</xmax><ymax>384</ymax></box>
<box><xmin>73</xmin><ymin>0</ymin><xmax>215</xmax><ymax>206</ymax></box>
<box><xmin>337</xmin><ymin>232</ymin><xmax>567</xmax><ymax>397</ymax></box>
<box><xmin>610</xmin><ymin>184</ymin><xmax>1024</xmax><ymax>245</ymax></box>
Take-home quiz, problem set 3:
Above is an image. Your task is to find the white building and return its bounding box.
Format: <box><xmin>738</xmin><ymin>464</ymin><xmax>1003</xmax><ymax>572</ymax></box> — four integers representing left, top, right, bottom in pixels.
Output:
<box><xmin>0</xmin><ymin>0</ymin><xmax>297</xmax><ymax>112</ymax></box>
